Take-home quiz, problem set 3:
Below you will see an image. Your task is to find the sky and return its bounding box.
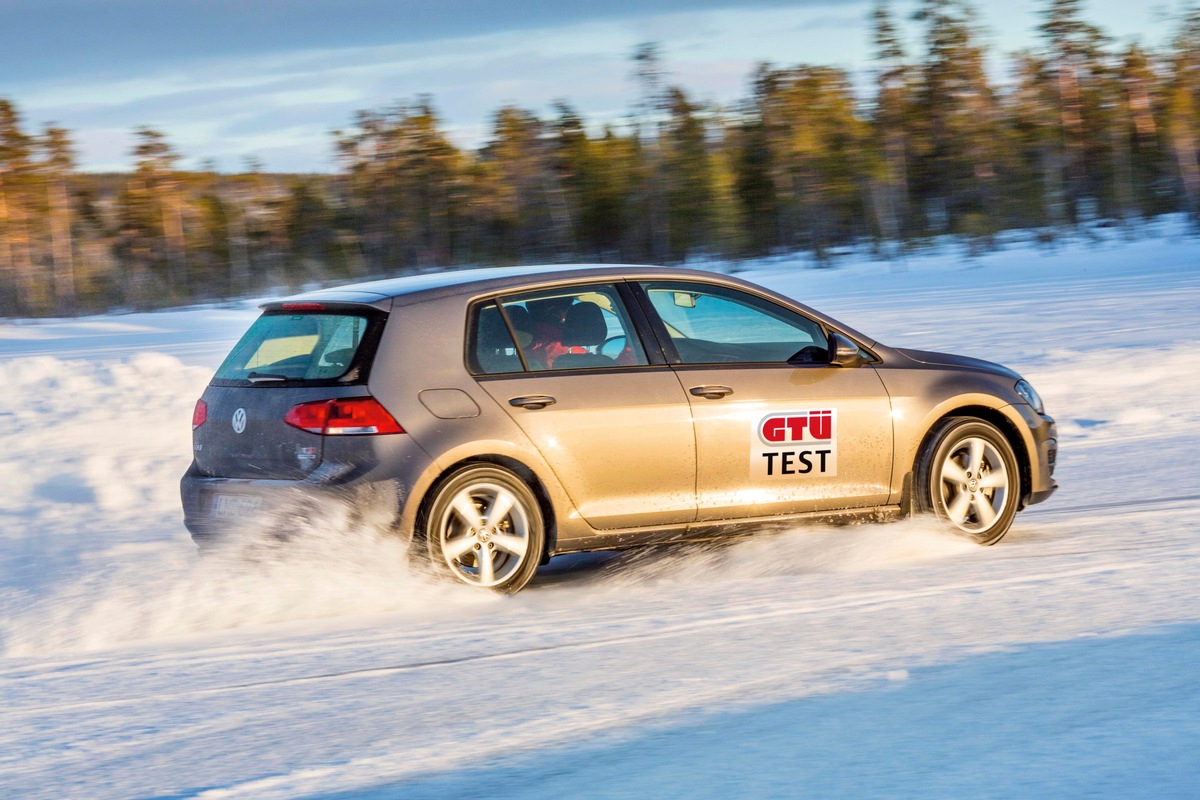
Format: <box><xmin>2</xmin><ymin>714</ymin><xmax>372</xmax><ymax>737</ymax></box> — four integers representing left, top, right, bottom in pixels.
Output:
<box><xmin>0</xmin><ymin>0</ymin><xmax>1184</xmax><ymax>173</ymax></box>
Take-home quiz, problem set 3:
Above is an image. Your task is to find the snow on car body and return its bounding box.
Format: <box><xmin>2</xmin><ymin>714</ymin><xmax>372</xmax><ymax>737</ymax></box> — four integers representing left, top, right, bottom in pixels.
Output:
<box><xmin>181</xmin><ymin>265</ymin><xmax>1057</xmax><ymax>592</ymax></box>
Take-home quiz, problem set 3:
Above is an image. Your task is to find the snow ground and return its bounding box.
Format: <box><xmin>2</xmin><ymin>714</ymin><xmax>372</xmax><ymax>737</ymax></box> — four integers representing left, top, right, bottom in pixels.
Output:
<box><xmin>1</xmin><ymin>221</ymin><xmax>1199</xmax><ymax>798</ymax></box>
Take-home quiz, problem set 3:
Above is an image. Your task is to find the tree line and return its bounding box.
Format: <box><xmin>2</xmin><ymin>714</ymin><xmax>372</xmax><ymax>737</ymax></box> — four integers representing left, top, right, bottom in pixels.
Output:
<box><xmin>2</xmin><ymin>0</ymin><xmax>1200</xmax><ymax>316</ymax></box>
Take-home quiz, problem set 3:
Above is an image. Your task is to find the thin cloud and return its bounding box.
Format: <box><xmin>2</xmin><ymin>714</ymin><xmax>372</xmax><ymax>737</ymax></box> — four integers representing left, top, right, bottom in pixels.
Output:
<box><xmin>1</xmin><ymin>0</ymin><xmax>1173</xmax><ymax>172</ymax></box>
<box><xmin>792</xmin><ymin>13</ymin><xmax>864</xmax><ymax>32</ymax></box>
<box><xmin>0</xmin><ymin>0</ymin><xmax>853</xmax><ymax>83</ymax></box>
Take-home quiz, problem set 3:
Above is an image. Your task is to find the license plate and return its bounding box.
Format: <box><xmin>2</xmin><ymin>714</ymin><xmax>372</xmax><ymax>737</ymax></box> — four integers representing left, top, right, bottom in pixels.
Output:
<box><xmin>211</xmin><ymin>493</ymin><xmax>263</xmax><ymax>520</ymax></box>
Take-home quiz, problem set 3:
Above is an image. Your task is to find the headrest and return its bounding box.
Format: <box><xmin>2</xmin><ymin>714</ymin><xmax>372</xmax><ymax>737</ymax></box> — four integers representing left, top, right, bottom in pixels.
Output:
<box><xmin>526</xmin><ymin>297</ymin><xmax>573</xmax><ymax>327</ymax></box>
<box><xmin>560</xmin><ymin>302</ymin><xmax>606</xmax><ymax>347</ymax></box>
<box><xmin>505</xmin><ymin>304</ymin><xmax>532</xmax><ymax>335</ymax></box>
<box><xmin>502</xmin><ymin>304</ymin><xmax>533</xmax><ymax>347</ymax></box>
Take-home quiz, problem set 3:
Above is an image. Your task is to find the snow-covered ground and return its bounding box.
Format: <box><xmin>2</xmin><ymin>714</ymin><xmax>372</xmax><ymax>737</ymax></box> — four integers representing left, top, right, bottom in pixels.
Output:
<box><xmin>2</xmin><ymin>221</ymin><xmax>1199</xmax><ymax>798</ymax></box>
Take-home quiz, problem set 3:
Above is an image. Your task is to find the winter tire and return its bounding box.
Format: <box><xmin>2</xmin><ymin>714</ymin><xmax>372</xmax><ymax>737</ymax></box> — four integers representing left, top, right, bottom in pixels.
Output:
<box><xmin>424</xmin><ymin>464</ymin><xmax>544</xmax><ymax>593</ymax></box>
<box><xmin>916</xmin><ymin>417</ymin><xmax>1020</xmax><ymax>545</ymax></box>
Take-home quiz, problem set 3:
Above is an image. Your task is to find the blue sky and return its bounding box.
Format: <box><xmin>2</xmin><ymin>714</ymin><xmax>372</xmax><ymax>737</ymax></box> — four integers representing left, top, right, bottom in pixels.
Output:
<box><xmin>0</xmin><ymin>0</ymin><xmax>1183</xmax><ymax>172</ymax></box>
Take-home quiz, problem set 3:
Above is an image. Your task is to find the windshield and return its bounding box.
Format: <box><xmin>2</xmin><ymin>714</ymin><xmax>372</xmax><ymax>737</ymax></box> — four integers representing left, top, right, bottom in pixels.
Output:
<box><xmin>215</xmin><ymin>312</ymin><xmax>374</xmax><ymax>384</ymax></box>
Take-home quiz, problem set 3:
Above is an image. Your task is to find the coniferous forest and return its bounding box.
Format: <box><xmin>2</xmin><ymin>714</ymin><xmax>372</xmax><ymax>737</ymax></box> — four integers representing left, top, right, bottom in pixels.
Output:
<box><xmin>2</xmin><ymin>0</ymin><xmax>1200</xmax><ymax>316</ymax></box>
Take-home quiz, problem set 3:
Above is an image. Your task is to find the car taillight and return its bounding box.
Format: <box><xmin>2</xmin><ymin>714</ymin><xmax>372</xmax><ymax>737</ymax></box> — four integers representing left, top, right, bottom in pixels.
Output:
<box><xmin>192</xmin><ymin>398</ymin><xmax>208</xmax><ymax>430</ymax></box>
<box><xmin>284</xmin><ymin>397</ymin><xmax>404</xmax><ymax>435</ymax></box>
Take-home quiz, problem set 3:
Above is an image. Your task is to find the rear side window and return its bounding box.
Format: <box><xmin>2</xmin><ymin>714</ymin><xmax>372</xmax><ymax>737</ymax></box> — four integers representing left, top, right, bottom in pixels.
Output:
<box><xmin>215</xmin><ymin>312</ymin><xmax>379</xmax><ymax>384</ymax></box>
<box><xmin>471</xmin><ymin>302</ymin><xmax>523</xmax><ymax>374</ymax></box>
<box><xmin>468</xmin><ymin>284</ymin><xmax>650</xmax><ymax>374</ymax></box>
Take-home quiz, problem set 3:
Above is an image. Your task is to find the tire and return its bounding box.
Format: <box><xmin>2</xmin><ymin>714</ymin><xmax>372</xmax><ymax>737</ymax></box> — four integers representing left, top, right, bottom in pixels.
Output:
<box><xmin>423</xmin><ymin>464</ymin><xmax>544</xmax><ymax>594</ymax></box>
<box><xmin>915</xmin><ymin>417</ymin><xmax>1021</xmax><ymax>545</ymax></box>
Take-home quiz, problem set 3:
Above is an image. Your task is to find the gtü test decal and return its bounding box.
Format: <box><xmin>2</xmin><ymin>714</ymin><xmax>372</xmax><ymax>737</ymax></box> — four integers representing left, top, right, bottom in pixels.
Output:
<box><xmin>753</xmin><ymin>409</ymin><xmax>838</xmax><ymax>477</ymax></box>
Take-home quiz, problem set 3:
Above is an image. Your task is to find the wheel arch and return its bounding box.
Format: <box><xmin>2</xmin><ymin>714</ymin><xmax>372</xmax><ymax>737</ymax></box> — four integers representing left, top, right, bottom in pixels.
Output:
<box><xmin>413</xmin><ymin>454</ymin><xmax>558</xmax><ymax>562</ymax></box>
<box><xmin>910</xmin><ymin>404</ymin><xmax>1032</xmax><ymax>512</ymax></box>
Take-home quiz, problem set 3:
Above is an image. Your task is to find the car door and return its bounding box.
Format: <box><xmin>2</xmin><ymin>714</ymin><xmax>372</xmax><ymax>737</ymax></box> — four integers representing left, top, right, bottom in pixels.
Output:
<box><xmin>634</xmin><ymin>280</ymin><xmax>894</xmax><ymax>522</ymax></box>
<box><xmin>470</xmin><ymin>282</ymin><xmax>697</xmax><ymax>530</ymax></box>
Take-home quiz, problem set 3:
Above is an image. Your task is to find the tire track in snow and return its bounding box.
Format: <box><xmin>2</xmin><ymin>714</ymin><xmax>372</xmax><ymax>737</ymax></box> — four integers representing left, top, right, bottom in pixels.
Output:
<box><xmin>3</xmin><ymin>560</ymin><xmax>1147</xmax><ymax>720</ymax></box>
<box><xmin>2</xmin><ymin>493</ymin><xmax>1189</xmax><ymax>684</ymax></box>
<box><xmin>1025</xmin><ymin>493</ymin><xmax>1200</xmax><ymax>517</ymax></box>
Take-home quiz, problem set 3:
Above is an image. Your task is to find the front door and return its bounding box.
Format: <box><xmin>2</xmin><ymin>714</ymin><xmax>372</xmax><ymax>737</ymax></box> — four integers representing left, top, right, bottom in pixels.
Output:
<box><xmin>637</xmin><ymin>281</ymin><xmax>894</xmax><ymax>522</ymax></box>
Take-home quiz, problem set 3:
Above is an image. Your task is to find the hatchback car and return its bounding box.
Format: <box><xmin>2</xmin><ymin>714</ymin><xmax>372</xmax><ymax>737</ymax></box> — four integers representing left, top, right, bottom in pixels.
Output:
<box><xmin>182</xmin><ymin>265</ymin><xmax>1057</xmax><ymax>593</ymax></box>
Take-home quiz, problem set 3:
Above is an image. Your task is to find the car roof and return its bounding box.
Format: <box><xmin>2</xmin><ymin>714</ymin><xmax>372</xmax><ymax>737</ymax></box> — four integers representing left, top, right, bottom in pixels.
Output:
<box><xmin>273</xmin><ymin>264</ymin><xmax>733</xmax><ymax>306</ymax></box>
<box><xmin>266</xmin><ymin>263</ymin><xmax>879</xmax><ymax>347</ymax></box>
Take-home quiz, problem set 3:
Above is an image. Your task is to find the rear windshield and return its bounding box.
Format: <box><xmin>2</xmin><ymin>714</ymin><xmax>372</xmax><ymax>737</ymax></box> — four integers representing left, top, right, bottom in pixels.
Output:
<box><xmin>215</xmin><ymin>312</ymin><xmax>379</xmax><ymax>384</ymax></box>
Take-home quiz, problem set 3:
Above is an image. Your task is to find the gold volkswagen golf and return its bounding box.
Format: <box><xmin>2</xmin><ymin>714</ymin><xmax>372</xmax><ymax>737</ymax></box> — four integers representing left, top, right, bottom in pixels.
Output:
<box><xmin>182</xmin><ymin>265</ymin><xmax>1057</xmax><ymax>592</ymax></box>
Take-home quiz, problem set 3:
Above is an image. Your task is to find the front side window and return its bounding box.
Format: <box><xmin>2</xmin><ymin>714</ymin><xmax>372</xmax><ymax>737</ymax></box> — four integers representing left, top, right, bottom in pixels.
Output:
<box><xmin>641</xmin><ymin>282</ymin><xmax>828</xmax><ymax>365</ymax></box>
<box><xmin>215</xmin><ymin>312</ymin><xmax>375</xmax><ymax>383</ymax></box>
<box><xmin>469</xmin><ymin>284</ymin><xmax>650</xmax><ymax>373</ymax></box>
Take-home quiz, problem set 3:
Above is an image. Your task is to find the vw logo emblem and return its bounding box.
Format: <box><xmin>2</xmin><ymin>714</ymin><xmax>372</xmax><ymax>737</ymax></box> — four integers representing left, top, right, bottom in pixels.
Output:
<box><xmin>231</xmin><ymin>408</ymin><xmax>247</xmax><ymax>434</ymax></box>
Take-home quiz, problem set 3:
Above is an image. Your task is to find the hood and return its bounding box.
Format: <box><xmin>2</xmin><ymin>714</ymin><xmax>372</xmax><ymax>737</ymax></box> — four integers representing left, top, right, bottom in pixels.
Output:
<box><xmin>895</xmin><ymin>348</ymin><xmax>1020</xmax><ymax>379</ymax></box>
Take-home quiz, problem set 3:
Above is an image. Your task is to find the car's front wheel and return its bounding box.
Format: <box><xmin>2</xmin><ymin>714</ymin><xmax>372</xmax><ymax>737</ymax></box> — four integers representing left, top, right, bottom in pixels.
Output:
<box><xmin>424</xmin><ymin>464</ymin><xmax>544</xmax><ymax>593</ymax></box>
<box><xmin>917</xmin><ymin>417</ymin><xmax>1020</xmax><ymax>544</ymax></box>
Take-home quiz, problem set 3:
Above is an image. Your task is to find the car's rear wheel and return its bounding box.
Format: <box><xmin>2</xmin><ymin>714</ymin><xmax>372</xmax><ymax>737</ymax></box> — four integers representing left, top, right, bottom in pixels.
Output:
<box><xmin>424</xmin><ymin>465</ymin><xmax>544</xmax><ymax>593</ymax></box>
<box><xmin>917</xmin><ymin>417</ymin><xmax>1020</xmax><ymax>544</ymax></box>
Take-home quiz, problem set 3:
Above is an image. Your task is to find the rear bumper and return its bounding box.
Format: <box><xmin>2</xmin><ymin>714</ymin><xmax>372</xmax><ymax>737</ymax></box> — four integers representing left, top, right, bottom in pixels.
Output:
<box><xmin>182</xmin><ymin>427</ymin><xmax>437</xmax><ymax>546</ymax></box>
<box><xmin>181</xmin><ymin>454</ymin><xmax>431</xmax><ymax>547</ymax></box>
<box><xmin>182</xmin><ymin>469</ymin><xmax>293</xmax><ymax>544</ymax></box>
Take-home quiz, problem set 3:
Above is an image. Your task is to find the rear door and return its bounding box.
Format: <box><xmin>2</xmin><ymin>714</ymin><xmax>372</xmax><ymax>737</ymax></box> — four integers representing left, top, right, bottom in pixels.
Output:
<box><xmin>470</xmin><ymin>282</ymin><xmax>697</xmax><ymax>530</ymax></box>
<box><xmin>635</xmin><ymin>280</ymin><xmax>894</xmax><ymax>522</ymax></box>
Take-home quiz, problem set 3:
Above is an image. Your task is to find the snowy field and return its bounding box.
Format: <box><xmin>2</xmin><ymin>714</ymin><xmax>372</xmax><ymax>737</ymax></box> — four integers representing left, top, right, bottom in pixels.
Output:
<box><xmin>1</xmin><ymin>220</ymin><xmax>1199</xmax><ymax>798</ymax></box>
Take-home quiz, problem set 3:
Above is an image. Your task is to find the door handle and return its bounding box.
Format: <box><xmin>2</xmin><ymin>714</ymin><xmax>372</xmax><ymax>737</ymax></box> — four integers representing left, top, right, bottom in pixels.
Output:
<box><xmin>689</xmin><ymin>385</ymin><xmax>734</xmax><ymax>400</ymax></box>
<box><xmin>509</xmin><ymin>395</ymin><xmax>557</xmax><ymax>410</ymax></box>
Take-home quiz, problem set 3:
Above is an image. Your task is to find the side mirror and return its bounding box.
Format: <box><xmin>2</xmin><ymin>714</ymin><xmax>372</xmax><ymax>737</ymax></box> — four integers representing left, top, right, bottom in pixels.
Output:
<box><xmin>829</xmin><ymin>332</ymin><xmax>864</xmax><ymax>367</ymax></box>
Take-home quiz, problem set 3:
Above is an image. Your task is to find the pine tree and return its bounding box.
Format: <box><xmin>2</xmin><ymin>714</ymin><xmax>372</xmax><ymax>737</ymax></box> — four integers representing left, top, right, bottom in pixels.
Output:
<box><xmin>575</xmin><ymin>123</ymin><xmax>640</xmax><ymax>260</ymax></box>
<box><xmin>475</xmin><ymin>106</ymin><xmax>558</xmax><ymax>263</ymax></box>
<box><xmin>631</xmin><ymin>42</ymin><xmax>670</xmax><ymax>261</ymax></box>
<box><xmin>755</xmin><ymin>64</ymin><xmax>871</xmax><ymax>256</ymax></box>
<box><xmin>1037</xmin><ymin>0</ymin><xmax>1110</xmax><ymax>221</ymax></box>
<box><xmin>662</xmin><ymin>87</ymin><xmax>714</xmax><ymax>260</ymax></box>
<box><xmin>733</xmin><ymin>68</ymin><xmax>780</xmax><ymax>255</ymax></box>
<box><xmin>0</xmin><ymin>100</ymin><xmax>35</xmax><ymax>313</ymax></box>
<box><xmin>706</xmin><ymin>115</ymin><xmax>749</xmax><ymax>257</ymax></box>
<box><xmin>339</xmin><ymin>99</ymin><xmax>464</xmax><ymax>270</ymax></box>
<box><xmin>871</xmin><ymin>1</ymin><xmax>911</xmax><ymax>240</ymax></box>
<box><xmin>549</xmin><ymin>102</ymin><xmax>589</xmax><ymax>257</ymax></box>
<box><xmin>1107</xmin><ymin>44</ymin><xmax>1163</xmax><ymax>220</ymax></box>
<box><xmin>130</xmin><ymin>127</ymin><xmax>187</xmax><ymax>298</ymax></box>
<box><xmin>40</xmin><ymin>126</ymin><xmax>76</xmax><ymax>310</ymax></box>
<box><xmin>282</xmin><ymin>179</ymin><xmax>340</xmax><ymax>286</ymax></box>
<box><xmin>1008</xmin><ymin>51</ymin><xmax>1061</xmax><ymax>227</ymax></box>
<box><xmin>912</xmin><ymin>0</ymin><xmax>1002</xmax><ymax>236</ymax></box>
<box><xmin>1167</xmin><ymin>7</ymin><xmax>1200</xmax><ymax>221</ymax></box>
